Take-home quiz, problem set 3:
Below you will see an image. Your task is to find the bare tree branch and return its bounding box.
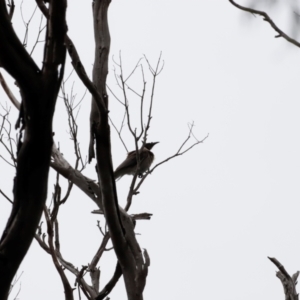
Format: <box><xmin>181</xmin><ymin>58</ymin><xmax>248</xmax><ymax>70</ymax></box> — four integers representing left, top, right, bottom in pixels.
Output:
<box><xmin>0</xmin><ymin>189</ymin><xmax>13</xmax><ymax>204</ymax></box>
<box><xmin>0</xmin><ymin>71</ymin><xmax>20</xmax><ymax>109</ymax></box>
<box><xmin>29</xmin><ymin>14</ymin><xmax>46</xmax><ymax>56</ymax></box>
<box><xmin>89</xmin><ymin>232</ymin><xmax>110</xmax><ymax>292</ymax></box>
<box><xmin>142</xmin><ymin>53</ymin><xmax>163</xmax><ymax>143</ymax></box>
<box><xmin>20</xmin><ymin>3</ymin><xmax>38</xmax><ymax>48</ymax></box>
<box><xmin>44</xmin><ymin>207</ymin><xmax>74</xmax><ymax>300</ymax></box>
<box><xmin>132</xmin><ymin>125</ymin><xmax>208</xmax><ymax>197</ymax></box>
<box><xmin>61</xmin><ymin>81</ymin><xmax>86</xmax><ymax>172</ymax></box>
<box><xmin>268</xmin><ymin>257</ymin><xmax>299</xmax><ymax>300</ymax></box>
<box><xmin>96</xmin><ymin>263</ymin><xmax>122</xmax><ymax>300</ymax></box>
<box><xmin>109</xmin><ymin>115</ymin><xmax>128</xmax><ymax>152</ymax></box>
<box><xmin>151</xmin><ymin>128</ymin><xmax>208</xmax><ymax>174</ymax></box>
<box><xmin>0</xmin><ymin>112</ymin><xmax>17</xmax><ymax>168</ymax></box>
<box><xmin>7</xmin><ymin>0</ymin><xmax>14</xmax><ymax>20</ymax></box>
<box><xmin>8</xmin><ymin>271</ymin><xmax>23</xmax><ymax>299</ymax></box>
<box><xmin>229</xmin><ymin>0</ymin><xmax>300</xmax><ymax>48</ymax></box>
<box><xmin>0</xmin><ymin>3</ymin><xmax>183</xmax><ymax>298</ymax></box>
<box><xmin>0</xmin><ymin>0</ymin><xmax>67</xmax><ymax>296</ymax></box>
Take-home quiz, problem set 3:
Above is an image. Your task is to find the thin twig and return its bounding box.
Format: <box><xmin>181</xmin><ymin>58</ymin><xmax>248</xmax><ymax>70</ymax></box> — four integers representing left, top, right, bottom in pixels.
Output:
<box><xmin>134</xmin><ymin>128</ymin><xmax>209</xmax><ymax>194</ymax></box>
<box><xmin>108</xmin><ymin>116</ymin><xmax>128</xmax><ymax>152</ymax></box>
<box><xmin>0</xmin><ymin>189</ymin><xmax>13</xmax><ymax>204</ymax></box>
<box><xmin>0</xmin><ymin>114</ymin><xmax>17</xmax><ymax>168</ymax></box>
<box><xmin>61</xmin><ymin>81</ymin><xmax>86</xmax><ymax>172</ymax></box>
<box><xmin>124</xmin><ymin>57</ymin><xmax>143</xmax><ymax>82</ymax></box>
<box><xmin>20</xmin><ymin>3</ymin><xmax>38</xmax><ymax>48</ymax></box>
<box><xmin>106</xmin><ymin>84</ymin><xmax>124</xmax><ymax>106</ymax></box>
<box><xmin>142</xmin><ymin>53</ymin><xmax>163</xmax><ymax>144</ymax></box>
<box><xmin>119</xmin><ymin>52</ymin><xmax>135</xmax><ymax>138</ymax></box>
<box><xmin>0</xmin><ymin>155</ymin><xmax>15</xmax><ymax>167</ymax></box>
<box><xmin>139</xmin><ymin>65</ymin><xmax>146</xmax><ymax>137</ymax></box>
<box><xmin>44</xmin><ymin>206</ymin><xmax>75</xmax><ymax>300</ymax></box>
<box><xmin>152</xmin><ymin>133</ymin><xmax>209</xmax><ymax>173</ymax></box>
<box><xmin>97</xmin><ymin>220</ymin><xmax>106</xmax><ymax>237</ymax></box>
<box><xmin>30</xmin><ymin>14</ymin><xmax>46</xmax><ymax>56</ymax></box>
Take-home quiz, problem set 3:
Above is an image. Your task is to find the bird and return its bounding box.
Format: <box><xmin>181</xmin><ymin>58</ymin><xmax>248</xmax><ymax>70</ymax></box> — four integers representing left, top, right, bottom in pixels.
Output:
<box><xmin>114</xmin><ymin>142</ymin><xmax>159</xmax><ymax>180</ymax></box>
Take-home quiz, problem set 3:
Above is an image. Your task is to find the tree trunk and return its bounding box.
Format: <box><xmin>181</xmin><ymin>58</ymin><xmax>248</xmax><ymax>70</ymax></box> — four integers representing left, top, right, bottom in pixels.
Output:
<box><xmin>0</xmin><ymin>0</ymin><xmax>67</xmax><ymax>298</ymax></box>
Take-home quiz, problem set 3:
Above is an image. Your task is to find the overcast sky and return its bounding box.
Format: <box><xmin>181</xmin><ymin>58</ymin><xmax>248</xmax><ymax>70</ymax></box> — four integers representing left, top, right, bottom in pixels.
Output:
<box><xmin>1</xmin><ymin>0</ymin><xmax>300</xmax><ymax>299</ymax></box>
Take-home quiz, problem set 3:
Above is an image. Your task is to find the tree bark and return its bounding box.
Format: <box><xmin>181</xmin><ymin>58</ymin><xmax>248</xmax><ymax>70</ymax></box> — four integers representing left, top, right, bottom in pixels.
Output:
<box><xmin>0</xmin><ymin>0</ymin><xmax>67</xmax><ymax>298</ymax></box>
<box><xmin>91</xmin><ymin>1</ymin><xmax>148</xmax><ymax>299</ymax></box>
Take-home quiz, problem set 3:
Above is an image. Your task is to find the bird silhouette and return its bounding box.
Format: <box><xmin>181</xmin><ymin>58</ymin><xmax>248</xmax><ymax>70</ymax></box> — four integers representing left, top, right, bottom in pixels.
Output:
<box><xmin>114</xmin><ymin>142</ymin><xmax>159</xmax><ymax>180</ymax></box>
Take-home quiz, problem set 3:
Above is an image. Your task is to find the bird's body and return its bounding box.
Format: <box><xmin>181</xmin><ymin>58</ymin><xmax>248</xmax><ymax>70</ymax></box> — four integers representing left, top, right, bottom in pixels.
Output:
<box><xmin>114</xmin><ymin>142</ymin><xmax>158</xmax><ymax>180</ymax></box>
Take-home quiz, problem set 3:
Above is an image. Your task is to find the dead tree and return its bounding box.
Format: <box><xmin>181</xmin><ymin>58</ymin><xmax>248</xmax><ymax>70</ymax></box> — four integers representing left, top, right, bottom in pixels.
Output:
<box><xmin>0</xmin><ymin>1</ymin><xmax>206</xmax><ymax>299</ymax></box>
<box><xmin>269</xmin><ymin>257</ymin><xmax>299</xmax><ymax>300</ymax></box>
<box><xmin>0</xmin><ymin>0</ymin><xmax>67</xmax><ymax>298</ymax></box>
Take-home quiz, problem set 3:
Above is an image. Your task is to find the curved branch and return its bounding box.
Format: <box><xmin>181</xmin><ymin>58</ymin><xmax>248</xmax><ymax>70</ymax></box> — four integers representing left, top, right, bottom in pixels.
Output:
<box><xmin>0</xmin><ymin>0</ymin><xmax>40</xmax><ymax>88</ymax></box>
<box><xmin>229</xmin><ymin>0</ymin><xmax>300</xmax><ymax>48</ymax></box>
<box><xmin>268</xmin><ymin>257</ymin><xmax>299</xmax><ymax>300</ymax></box>
<box><xmin>96</xmin><ymin>263</ymin><xmax>122</xmax><ymax>300</ymax></box>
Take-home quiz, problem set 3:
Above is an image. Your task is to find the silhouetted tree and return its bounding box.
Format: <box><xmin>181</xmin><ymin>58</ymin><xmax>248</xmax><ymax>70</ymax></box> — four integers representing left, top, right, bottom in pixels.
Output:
<box><xmin>0</xmin><ymin>1</ymin><xmax>203</xmax><ymax>299</ymax></box>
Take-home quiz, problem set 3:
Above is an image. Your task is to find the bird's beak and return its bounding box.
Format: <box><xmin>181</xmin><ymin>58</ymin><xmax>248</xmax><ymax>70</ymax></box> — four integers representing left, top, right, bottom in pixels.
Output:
<box><xmin>153</xmin><ymin>142</ymin><xmax>159</xmax><ymax>146</ymax></box>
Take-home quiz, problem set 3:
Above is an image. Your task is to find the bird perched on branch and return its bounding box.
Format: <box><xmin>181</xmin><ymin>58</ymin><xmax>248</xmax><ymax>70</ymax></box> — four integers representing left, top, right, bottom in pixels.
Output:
<box><xmin>114</xmin><ymin>142</ymin><xmax>159</xmax><ymax>180</ymax></box>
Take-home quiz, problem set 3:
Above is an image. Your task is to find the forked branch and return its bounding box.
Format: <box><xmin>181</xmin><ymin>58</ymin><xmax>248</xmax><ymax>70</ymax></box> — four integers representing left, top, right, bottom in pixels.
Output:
<box><xmin>131</xmin><ymin>123</ymin><xmax>209</xmax><ymax>198</ymax></box>
<box><xmin>44</xmin><ymin>206</ymin><xmax>74</xmax><ymax>300</ymax></box>
<box><xmin>268</xmin><ymin>257</ymin><xmax>299</xmax><ymax>300</ymax></box>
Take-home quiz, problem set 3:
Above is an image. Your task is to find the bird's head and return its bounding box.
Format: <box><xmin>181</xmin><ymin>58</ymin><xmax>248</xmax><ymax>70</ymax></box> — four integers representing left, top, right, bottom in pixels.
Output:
<box><xmin>144</xmin><ymin>142</ymin><xmax>159</xmax><ymax>150</ymax></box>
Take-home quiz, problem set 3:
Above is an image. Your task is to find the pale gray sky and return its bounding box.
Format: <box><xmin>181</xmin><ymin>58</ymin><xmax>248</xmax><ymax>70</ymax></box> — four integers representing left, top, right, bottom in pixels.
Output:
<box><xmin>1</xmin><ymin>0</ymin><xmax>300</xmax><ymax>299</ymax></box>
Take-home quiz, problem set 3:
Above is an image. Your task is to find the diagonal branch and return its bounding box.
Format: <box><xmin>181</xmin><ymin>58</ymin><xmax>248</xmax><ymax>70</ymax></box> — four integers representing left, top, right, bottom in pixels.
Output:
<box><xmin>229</xmin><ymin>0</ymin><xmax>300</xmax><ymax>48</ymax></box>
<box><xmin>0</xmin><ymin>0</ymin><xmax>40</xmax><ymax>87</ymax></box>
<box><xmin>0</xmin><ymin>72</ymin><xmax>20</xmax><ymax>110</ymax></box>
<box><xmin>96</xmin><ymin>263</ymin><xmax>122</xmax><ymax>300</ymax></box>
<box><xmin>34</xmin><ymin>232</ymin><xmax>97</xmax><ymax>299</ymax></box>
<box><xmin>89</xmin><ymin>232</ymin><xmax>110</xmax><ymax>293</ymax></box>
<box><xmin>133</xmin><ymin>125</ymin><xmax>209</xmax><ymax>195</ymax></box>
<box><xmin>268</xmin><ymin>257</ymin><xmax>299</xmax><ymax>300</ymax></box>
